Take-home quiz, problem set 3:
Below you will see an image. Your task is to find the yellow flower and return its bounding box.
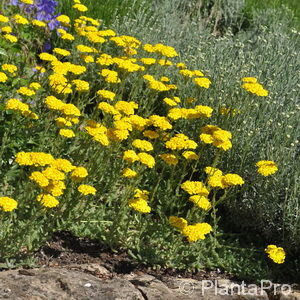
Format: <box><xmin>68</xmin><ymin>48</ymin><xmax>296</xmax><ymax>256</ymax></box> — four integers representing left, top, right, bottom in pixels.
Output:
<box><xmin>153</xmin><ymin>43</ymin><xmax>178</xmax><ymax>57</ymax></box>
<box><xmin>62</xmin><ymin>103</ymin><xmax>81</xmax><ymax>116</ymax></box>
<box><xmin>72</xmin><ymin>79</ymin><xmax>90</xmax><ymax>92</ymax></box>
<box><xmin>29</xmin><ymin>171</ymin><xmax>50</xmax><ymax>187</ymax></box>
<box><xmin>265</xmin><ymin>245</ymin><xmax>285</xmax><ymax>264</ymax></box>
<box><xmin>97</xmin><ymin>89</ymin><xmax>116</xmax><ymax>100</ymax></box>
<box><xmin>256</xmin><ymin>160</ymin><xmax>278</xmax><ymax>176</ymax></box>
<box><xmin>56</xmin><ymin>15</ymin><xmax>71</xmax><ymax>24</ymax></box>
<box><xmin>2</xmin><ymin>64</ymin><xmax>17</xmax><ymax>74</ymax></box>
<box><xmin>222</xmin><ymin>174</ymin><xmax>244</xmax><ymax>187</ymax></box>
<box><xmin>115</xmin><ymin>101</ymin><xmax>138</xmax><ymax>115</ymax></box>
<box><xmin>1</xmin><ymin>26</ymin><xmax>13</xmax><ymax>33</ymax></box>
<box><xmin>15</xmin><ymin>152</ymin><xmax>54</xmax><ymax>166</ymax></box>
<box><xmin>42</xmin><ymin>167</ymin><xmax>65</xmax><ymax>181</ymax></box>
<box><xmin>149</xmin><ymin>115</ymin><xmax>172</xmax><ymax>130</ymax></box>
<box><xmin>44</xmin><ymin>181</ymin><xmax>66</xmax><ymax>197</ymax></box>
<box><xmin>71</xmin><ymin>166</ymin><xmax>88</xmax><ymax>182</ymax></box>
<box><xmin>189</xmin><ymin>195</ymin><xmax>211</xmax><ymax>210</ymax></box>
<box><xmin>32</xmin><ymin>19</ymin><xmax>46</xmax><ymax>27</ymax></box>
<box><xmin>132</xmin><ymin>139</ymin><xmax>153</xmax><ymax>152</ymax></box>
<box><xmin>181</xmin><ymin>181</ymin><xmax>209</xmax><ymax>196</ymax></box>
<box><xmin>160</xmin><ymin>153</ymin><xmax>178</xmax><ymax>165</ymax></box>
<box><xmin>17</xmin><ymin>87</ymin><xmax>35</xmax><ymax>96</ymax></box>
<box><xmin>204</xmin><ymin>167</ymin><xmax>223</xmax><ymax>177</ymax></box>
<box><xmin>36</xmin><ymin>194</ymin><xmax>59</xmax><ymax>208</ymax></box>
<box><xmin>194</xmin><ymin>77</ymin><xmax>212</xmax><ymax>88</ymax></box>
<box><xmin>123</xmin><ymin>150</ymin><xmax>139</xmax><ymax>163</ymax></box>
<box><xmin>78</xmin><ymin>184</ymin><xmax>96</xmax><ymax>195</ymax></box>
<box><xmin>29</xmin><ymin>82</ymin><xmax>41</xmax><ymax>90</ymax></box>
<box><xmin>165</xmin><ymin>134</ymin><xmax>197</xmax><ymax>150</ymax></box>
<box><xmin>242</xmin><ymin>81</ymin><xmax>268</xmax><ymax>96</ymax></box>
<box><xmin>50</xmin><ymin>159</ymin><xmax>75</xmax><ymax>172</ymax></box>
<box><xmin>53</xmin><ymin>48</ymin><xmax>71</xmax><ymax>56</ymax></box>
<box><xmin>137</xmin><ymin>152</ymin><xmax>155</xmax><ymax>168</ymax></box>
<box><xmin>96</xmin><ymin>54</ymin><xmax>114</xmax><ymax>66</ymax></box>
<box><xmin>14</xmin><ymin>14</ymin><xmax>29</xmax><ymax>25</ymax></box>
<box><xmin>61</xmin><ymin>33</ymin><xmax>75</xmax><ymax>41</ymax></box>
<box><xmin>181</xmin><ymin>223</ymin><xmax>212</xmax><ymax>242</ymax></box>
<box><xmin>0</xmin><ymin>15</ymin><xmax>9</xmax><ymax>23</ymax></box>
<box><xmin>200</xmin><ymin>125</ymin><xmax>232</xmax><ymax>151</ymax></box>
<box><xmin>182</xmin><ymin>151</ymin><xmax>199</xmax><ymax>160</ymax></box>
<box><xmin>128</xmin><ymin>198</ymin><xmax>151</xmax><ymax>213</ymax></box>
<box><xmin>143</xmin><ymin>130</ymin><xmax>159</xmax><ymax>139</ymax></box>
<box><xmin>100</xmin><ymin>69</ymin><xmax>120</xmax><ymax>83</ymax></box>
<box><xmin>0</xmin><ymin>197</ymin><xmax>18</xmax><ymax>212</ymax></box>
<box><xmin>59</xmin><ymin>129</ymin><xmax>76</xmax><ymax>138</ymax></box>
<box><xmin>76</xmin><ymin>44</ymin><xmax>97</xmax><ymax>53</ymax></box>
<box><xmin>73</xmin><ymin>4</ymin><xmax>88</xmax><ymax>12</ymax></box>
<box><xmin>39</xmin><ymin>52</ymin><xmax>57</xmax><ymax>62</ymax></box>
<box><xmin>122</xmin><ymin>168</ymin><xmax>138</xmax><ymax>178</ymax></box>
<box><xmin>21</xmin><ymin>0</ymin><xmax>33</xmax><ymax>4</ymax></box>
<box><xmin>169</xmin><ymin>216</ymin><xmax>188</xmax><ymax>230</ymax></box>
<box><xmin>140</xmin><ymin>58</ymin><xmax>156</xmax><ymax>65</ymax></box>
<box><xmin>3</xmin><ymin>34</ymin><xmax>18</xmax><ymax>43</ymax></box>
<box><xmin>0</xmin><ymin>72</ymin><xmax>8</xmax><ymax>82</ymax></box>
<box><xmin>81</xmin><ymin>55</ymin><xmax>94</xmax><ymax>63</ymax></box>
<box><xmin>6</xmin><ymin>98</ymin><xmax>29</xmax><ymax>113</ymax></box>
<box><xmin>45</xmin><ymin>96</ymin><xmax>65</xmax><ymax>110</ymax></box>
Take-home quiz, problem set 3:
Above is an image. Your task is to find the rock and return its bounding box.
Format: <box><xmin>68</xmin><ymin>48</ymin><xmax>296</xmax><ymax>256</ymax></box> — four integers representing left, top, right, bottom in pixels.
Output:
<box><xmin>279</xmin><ymin>291</ymin><xmax>300</xmax><ymax>300</ymax></box>
<box><xmin>0</xmin><ymin>268</ymin><xmax>144</xmax><ymax>300</ymax></box>
<box><xmin>0</xmin><ymin>266</ymin><xmax>297</xmax><ymax>300</ymax></box>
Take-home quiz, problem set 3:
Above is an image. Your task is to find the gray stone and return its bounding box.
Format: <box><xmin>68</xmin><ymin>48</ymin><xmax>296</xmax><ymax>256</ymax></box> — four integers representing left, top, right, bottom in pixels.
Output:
<box><xmin>279</xmin><ymin>291</ymin><xmax>300</xmax><ymax>300</ymax></box>
<box><xmin>0</xmin><ymin>268</ymin><xmax>144</xmax><ymax>300</ymax></box>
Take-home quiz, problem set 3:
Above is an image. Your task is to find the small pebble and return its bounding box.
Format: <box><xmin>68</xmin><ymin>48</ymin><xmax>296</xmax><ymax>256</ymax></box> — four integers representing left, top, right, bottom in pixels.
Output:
<box><xmin>84</xmin><ymin>283</ymin><xmax>92</xmax><ymax>287</ymax></box>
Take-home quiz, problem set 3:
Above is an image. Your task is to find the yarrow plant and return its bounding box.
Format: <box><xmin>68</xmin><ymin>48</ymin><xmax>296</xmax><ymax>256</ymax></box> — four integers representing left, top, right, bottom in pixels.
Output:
<box><xmin>0</xmin><ymin>0</ymin><xmax>286</xmax><ymax>275</ymax></box>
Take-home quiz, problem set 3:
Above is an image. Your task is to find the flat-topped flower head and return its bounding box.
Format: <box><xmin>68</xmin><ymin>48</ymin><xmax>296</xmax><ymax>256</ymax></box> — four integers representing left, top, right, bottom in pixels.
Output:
<box><xmin>265</xmin><ymin>245</ymin><xmax>285</xmax><ymax>264</ymax></box>
<box><xmin>256</xmin><ymin>160</ymin><xmax>278</xmax><ymax>176</ymax></box>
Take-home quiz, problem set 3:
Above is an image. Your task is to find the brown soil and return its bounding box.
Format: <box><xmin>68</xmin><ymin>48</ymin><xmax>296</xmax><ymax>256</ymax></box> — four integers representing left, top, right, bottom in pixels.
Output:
<box><xmin>34</xmin><ymin>231</ymin><xmax>231</xmax><ymax>281</ymax></box>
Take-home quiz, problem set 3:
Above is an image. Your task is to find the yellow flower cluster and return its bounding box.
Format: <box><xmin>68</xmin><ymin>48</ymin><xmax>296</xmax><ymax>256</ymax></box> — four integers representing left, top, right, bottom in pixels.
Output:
<box><xmin>78</xmin><ymin>184</ymin><xmax>97</xmax><ymax>195</ymax></box>
<box><xmin>17</xmin><ymin>86</ymin><xmax>36</xmax><ymax>96</ymax></box>
<box><xmin>169</xmin><ymin>216</ymin><xmax>212</xmax><ymax>242</ymax></box>
<box><xmin>84</xmin><ymin>120</ymin><xmax>109</xmax><ymax>146</ymax></box>
<box><xmin>122</xmin><ymin>167</ymin><xmax>138</xmax><ymax>178</ymax></box>
<box><xmin>265</xmin><ymin>245</ymin><xmax>285</xmax><ymax>264</ymax></box>
<box><xmin>45</xmin><ymin>96</ymin><xmax>80</xmax><ymax>138</ymax></box>
<box><xmin>181</xmin><ymin>181</ymin><xmax>209</xmax><ymax>196</ymax></box>
<box><xmin>0</xmin><ymin>197</ymin><xmax>18</xmax><ymax>212</ymax></box>
<box><xmin>256</xmin><ymin>160</ymin><xmax>278</xmax><ymax>176</ymax></box>
<box><xmin>181</xmin><ymin>180</ymin><xmax>211</xmax><ymax>210</ymax></box>
<box><xmin>97</xmin><ymin>89</ymin><xmax>116</xmax><ymax>100</ymax></box>
<box><xmin>241</xmin><ymin>77</ymin><xmax>268</xmax><ymax>96</ymax></box>
<box><xmin>123</xmin><ymin>150</ymin><xmax>155</xmax><ymax>168</ymax></box>
<box><xmin>160</xmin><ymin>153</ymin><xmax>178</xmax><ymax>165</ymax></box>
<box><xmin>143</xmin><ymin>74</ymin><xmax>177</xmax><ymax>92</ymax></box>
<box><xmin>205</xmin><ymin>167</ymin><xmax>244</xmax><ymax>189</ymax></box>
<box><xmin>165</xmin><ymin>133</ymin><xmax>197</xmax><ymax>150</ymax></box>
<box><xmin>200</xmin><ymin>125</ymin><xmax>232</xmax><ymax>151</ymax></box>
<box><xmin>5</xmin><ymin>98</ymin><xmax>38</xmax><ymax>119</ymax></box>
<box><xmin>143</xmin><ymin>43</ymin><xmax>178</xmax><ymax>58</ymax></box>
<box><xmin>16</xmin><ymin>152</ymin><xmax>91</xmax><ymax>207</ymax></box>
<box><xmin>168</xmin><ymin>105</ymin><xmax>213</xmax><ymax>120</ymax></box>
<box><xmin>2</xmin><ymin>63</ymin><xmax>18</xmax><ymax>75</ymax></box>
<box><xmin>128</xmin><ymin>189</ymin><xmax>151</xmax><ymax>213</ymax></box>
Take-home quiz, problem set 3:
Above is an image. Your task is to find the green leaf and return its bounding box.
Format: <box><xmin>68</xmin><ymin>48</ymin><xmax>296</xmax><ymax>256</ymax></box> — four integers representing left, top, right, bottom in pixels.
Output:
<box><xmin>0</xmin><ymin>48</ymin><xmax>7</xmax><ymax>56</ymax></box>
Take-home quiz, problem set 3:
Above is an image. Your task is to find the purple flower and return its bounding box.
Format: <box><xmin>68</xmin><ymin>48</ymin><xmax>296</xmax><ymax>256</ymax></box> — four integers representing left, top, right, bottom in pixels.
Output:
<box><xmin>10</xmin><ymin>0</ymin><xmax>19</xmax><ymax>5</ymax></box>
<box><xmin>42</xmin><ymin>39</ymin><xmax>52</xmax><ymax>52</ymax></box>
<box><xmin>9</xmin><ymin>0</ymin><xmax>60</xmax><ymax>30</ymax></box>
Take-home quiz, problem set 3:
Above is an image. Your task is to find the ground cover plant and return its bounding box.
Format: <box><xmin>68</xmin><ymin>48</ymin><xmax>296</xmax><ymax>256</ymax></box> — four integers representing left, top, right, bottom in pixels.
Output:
<box><xmin>0</xmin><ymin>0</ymin><xmax>299</xmax><ymax>281</ymax></box>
